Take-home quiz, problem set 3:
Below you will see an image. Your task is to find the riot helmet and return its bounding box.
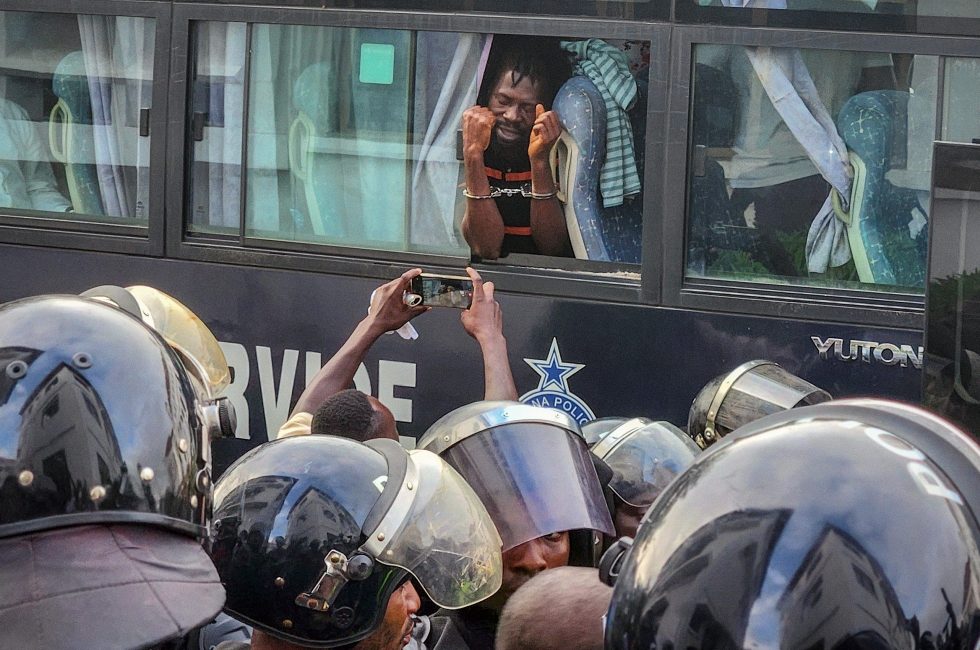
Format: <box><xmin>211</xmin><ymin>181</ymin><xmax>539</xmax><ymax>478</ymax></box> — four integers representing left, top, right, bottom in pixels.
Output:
<box><xmin>0</xmin><ymin>295</ymin><xmax>225</xmax><ymax>647</ymax></box>
<box><xmin>591</xmin><ymin>419</ymin><xmax>700</xmax><ymax>538</ymax></box>
<box><xmin>81</xmin><ymin>284</ymin><xmax>236</xmax><ymax>438</ymax></box>
<box><xmin>418</xmin><ymin>401</ymin><xmax>614</xmax><ymax>557</ymax></box>
<box><xmin>605</xmin><ymin>403</ymin><xmax>980</xmax><ymax>650</ymax></box>
<box><xmin>582</xmin><ymin>416</ymin><xmax>644</xmax><ymax>447</ymax></box>
<box><xmin>687</xmin><ymin>360</ymin><xmax>831</xmax><ymax>449</ymax></box>
<box><xmin>209</xmin><ymin>435</ymin><xmax>502</xmax><ymax>648</ymax></box>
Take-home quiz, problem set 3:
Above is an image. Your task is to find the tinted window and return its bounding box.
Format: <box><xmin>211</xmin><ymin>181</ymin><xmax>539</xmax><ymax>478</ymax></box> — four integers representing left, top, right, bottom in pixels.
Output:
<box><xmin>686</xmin><ymin>45</ymin><xmax>949</xmax><ymax>293</ymax></box>
<box><xmin>0</xmin><ymin>11</ymin><xmax>155</xmax><ymax>224</ymax></box>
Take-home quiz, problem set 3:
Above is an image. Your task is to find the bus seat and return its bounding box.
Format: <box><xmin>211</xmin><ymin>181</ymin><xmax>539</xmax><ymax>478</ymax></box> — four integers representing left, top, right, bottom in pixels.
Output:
<box><xmin>49</xmin><ymin>51</ymin><xmax>105</xmax><ymax>216</ymax></box>
<box><xmin>836</xmin><ymin>90</ymin><xmax>927</xmax><ymax>288</ymax></box>
<box><xmin>288</xmin><ymin>34</ymin><xmax>411</xmax><ymax>247</ymax></box>
<box><xmin>552</xmin><ymin>72</ymin><xmax>646</xmax><ymax>263</ymax></box>
<box><xmin>552</xmin><ymin>75</ymin><xmax>608</xmax><ymax>260</ymax></box>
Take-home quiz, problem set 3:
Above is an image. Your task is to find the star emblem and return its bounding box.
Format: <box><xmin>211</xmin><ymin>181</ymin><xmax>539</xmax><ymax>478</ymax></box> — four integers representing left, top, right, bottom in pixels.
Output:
<box><xmin>524</xmin><ymin>338</ymin><xmax>584</xmax><ymax>393</ymax></box>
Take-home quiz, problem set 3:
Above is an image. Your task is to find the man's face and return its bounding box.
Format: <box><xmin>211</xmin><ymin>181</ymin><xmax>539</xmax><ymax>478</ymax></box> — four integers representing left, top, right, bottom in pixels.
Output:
<box><xmin>368</xmin><ymin>396</ymin><xmax>400</xmax><ymax>441</ymax></box>
<box><xmin>487</xmin><ymin>69</ymin><xmax>544</xmax><ymax>148</ymax></box>
<box><xmin>355</xmin><ymin>580</ymin><xmax>421</xmax><ymax>650</ymax></box>
<box><xmin>613</xmin><ymin>500</ymin><xmax>648</xmax><ymax>539</ymax></box>
<box><xmin>485</xmin><ymin>531</ymin><xmax>569</xmax><ymax>610</ymax></box>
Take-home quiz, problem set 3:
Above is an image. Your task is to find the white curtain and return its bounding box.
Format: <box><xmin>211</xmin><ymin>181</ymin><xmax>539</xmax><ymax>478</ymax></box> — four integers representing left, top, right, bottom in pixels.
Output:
<box><xmin>409</xmin><ymin>32</ymin><xmax>490</xmax><ymax>252</ymax></box>
<box><xmin>77</xmin><ymin>15</ymin><xmax>154</xmax><ymax>220</ymax></box>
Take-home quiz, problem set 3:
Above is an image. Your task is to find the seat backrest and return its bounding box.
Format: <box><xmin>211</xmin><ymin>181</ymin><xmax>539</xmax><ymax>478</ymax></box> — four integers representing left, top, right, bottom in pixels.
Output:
<box><xmin>288</xmin><ymin>31</ymin><xmax>412</xmax><ymax>246</ymax></box>
<box><xmin>552</xmin><ymin>71</ymin><xmax>646</xmax><ymax>263</ymax></box>
<box><xmin>837</xmin><ymin>89</ymin><xmax>927</xmax><ymax>288</ymax></box>
<box><xmin>50</xmin><ymin>51</ymin><xmax>105</xmax><ymax>216</ymax></box>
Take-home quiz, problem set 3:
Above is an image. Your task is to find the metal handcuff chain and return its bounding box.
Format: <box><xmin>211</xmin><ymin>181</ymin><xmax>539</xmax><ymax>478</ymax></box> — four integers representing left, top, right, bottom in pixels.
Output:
<box><xmin>463</xmin><ymin>184</ymin><xmax>557</xmax><ymax>200</ymax></box>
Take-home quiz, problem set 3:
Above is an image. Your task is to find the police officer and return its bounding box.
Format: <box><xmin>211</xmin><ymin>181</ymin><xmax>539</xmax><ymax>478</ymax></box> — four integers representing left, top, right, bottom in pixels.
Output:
<box><xmin>0</xmin><ymin>294</ymin><xmax>231</xmax><ymax>649</ymax></box>
<box><xmin>416</xmin><ymin>401</ymin><xmax>615</xmax><ymax>649</ymax></box>
<box><xmin>589</xmin><ymin>418</ymin><xmax>701</xmax><ymax>539</ymax></box>
<box><xmin>207</xmin><ymin>434</ymin><xmax>503</xmax><ymax>650</ymax></box>
<box><xmin>603</xmin><ymin>400</ymin><xmax>980</xmax><ymax>650</ymax></box>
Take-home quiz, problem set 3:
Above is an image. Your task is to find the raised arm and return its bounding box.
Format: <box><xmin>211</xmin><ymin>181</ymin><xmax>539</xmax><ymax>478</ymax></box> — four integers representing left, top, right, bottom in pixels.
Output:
<box><xmin>460</xmin><ymin>267</ymin><xmax>518</xmax><ymax>401</ymax></box>
<box><xmin>460</xmin><ymin>106</ymin><xmax>508</xmax><ymax>259</ymax></box>
<box><xmin>528</xmin><ymin>104</ymin><xmax>570</xmax><ymax>256</ymax></box>
<box><xmin>291</xmin><ymin>268</ymin><xmax>428</xmax><ymax>416</ymax></box>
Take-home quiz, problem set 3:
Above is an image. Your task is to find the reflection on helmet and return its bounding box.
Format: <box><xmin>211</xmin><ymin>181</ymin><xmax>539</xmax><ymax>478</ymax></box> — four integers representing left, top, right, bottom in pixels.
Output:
<box><xmin>687</xmin><ymin>360</ymin><xmax>831</xmax><ymax>449</ymax></box>
<box><xmin>210</xmin><ymin>436</ymin><xmax>502</xmax><ymax>648</ymax></box>
<box><xmin>81</xmin><ymin>284</ymin><xmax>236</xmax><ymax>439</ymax></box>
<box><xmin>606</xmin><ymin>405</ymin><xmax>980</xmax><ymax>650</ymax></box>
<box><xmin>0</xmin><ymin>295</ymin><xmax>211</xmax><ymax>539</ymax></box>
<box><xmin>591</xmin><ymin>420</ymin><xmax>700</xmax><ymax>509</ymax></box>
<box><xmin>418</xmin><ymin>401</ymin><xmax>614</xmax><ymax>553</ymax></box>
<box><xmin>582</xmin><ymin>417</ymin><xmax>645</xmax><ymax>447</ymax></box>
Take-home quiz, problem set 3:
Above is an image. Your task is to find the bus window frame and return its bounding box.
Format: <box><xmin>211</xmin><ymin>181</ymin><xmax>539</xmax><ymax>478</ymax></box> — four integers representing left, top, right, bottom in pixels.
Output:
<box><xmin>0</xmin><ymin>0</ymin><xmax>171</xmax><ymax>257</ymax></box>
<box><xmin>674</xmin><ymin>1</ymin><xmax>980</xmax><ymax>39</ymax></box>
<box><xmin>166</xmin><ymin>3</ymin><xmax>668</xmax><ymax>304</ymax></box>
<box><xmin>661</xmin><ymin>24</ymin><xmax>980</xmax><ymax>328</ymax></box>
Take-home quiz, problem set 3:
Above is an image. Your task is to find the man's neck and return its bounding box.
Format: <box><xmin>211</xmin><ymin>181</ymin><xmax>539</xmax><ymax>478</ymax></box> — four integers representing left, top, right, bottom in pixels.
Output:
<box><xmin>250</xmin><ymin>629</ymin><xmax>305</xmax><ymax>650</ymax></box>
<box><xmin>486</xmin><ymin>138</ymin><xmax>530</xmax><ymax>171</ymax></box>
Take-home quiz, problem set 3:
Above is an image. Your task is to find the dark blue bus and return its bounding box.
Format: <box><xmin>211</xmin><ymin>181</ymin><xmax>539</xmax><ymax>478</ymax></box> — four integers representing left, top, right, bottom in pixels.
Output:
<box><xmin>0</xmin><ymin>0</ymin><xmax>977</xmax><ymax>469</ymax></box>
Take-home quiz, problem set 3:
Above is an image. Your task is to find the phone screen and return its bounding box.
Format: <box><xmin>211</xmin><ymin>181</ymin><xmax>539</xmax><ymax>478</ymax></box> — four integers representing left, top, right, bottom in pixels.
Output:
<box><xmin>412</xmin><ymin>275</ymin><xmax>474</xmax><ymax>309</ymax></box>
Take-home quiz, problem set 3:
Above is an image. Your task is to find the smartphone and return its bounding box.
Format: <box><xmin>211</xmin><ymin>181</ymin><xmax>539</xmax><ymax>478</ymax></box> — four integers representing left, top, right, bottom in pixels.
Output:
<box><xmin>410</xmin><ymin>273</ymin><xmax>474</xmax><ymax>309</ymax></box>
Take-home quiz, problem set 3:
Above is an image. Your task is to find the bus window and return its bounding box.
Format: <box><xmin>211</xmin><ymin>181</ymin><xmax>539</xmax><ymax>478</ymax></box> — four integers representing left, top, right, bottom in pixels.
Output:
<box><xmin>686</xmin><ymin>45</ymin><xmax>937</xmax><ymax>293</ymax></box>
<box><xmin>0</xmin><ymin>11</ymin><xmax>154</xmax><ymax>224</ymax></box>
<box><xmin>187</xmin><ymin>22</ymin><xmax>246</xmax><ymax>236</ymax></box>
<box><xmin>186</xmin><ymin>26</ymin><xmax>650</xmax><ymax>267</ymax></box>
<box><xmin>688</xmin><ymin>0</ymin><xmax>980</xmax><ymax>20</ymax></box>
<box><xmin>942</xmin><ymin>58</ymin><xmax>980</xmax><ymax>144</ymax></box>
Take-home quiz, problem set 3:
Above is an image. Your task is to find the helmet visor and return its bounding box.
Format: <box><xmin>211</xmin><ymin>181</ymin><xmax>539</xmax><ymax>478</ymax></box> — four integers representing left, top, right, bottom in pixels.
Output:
<box><xmin>125</xmin><ymin>286</ymin><xmax>230</xmax><ymax>396</ymax></box>
<box><xmin>597</xmin><ymin>422</ymin><xmax>700</xmax><ymax>508</ymax></box>
<box><xmin>442</xmin><ymin>423</ymin><xmax>614</xmax><ymax>551</ymax></box>
<box><xmin>366</xmin><ymin>449</ymin><xmax>502</xmax><ymax>610</ymax></box>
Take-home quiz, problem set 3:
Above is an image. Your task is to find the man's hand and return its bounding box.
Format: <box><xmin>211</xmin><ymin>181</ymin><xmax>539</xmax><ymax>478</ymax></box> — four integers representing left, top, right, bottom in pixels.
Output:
<box><xmin>460</xmin><ymin>267</ymin><xmax>504</xmax><ymax>345</ymax></box>
<box><xmin>367</xmin><ymin>268</ymin><xmax>428</xmax><ymax>336</ymax></box>
<box><xmin>528</xmin><ymin>104</ymin><xmax>562</xmax><ymax>163</ymax></box>
<box><xmin>462</xmin><ymin>106</ymin><xmax>496</xmax><ymax>159</ymax></box>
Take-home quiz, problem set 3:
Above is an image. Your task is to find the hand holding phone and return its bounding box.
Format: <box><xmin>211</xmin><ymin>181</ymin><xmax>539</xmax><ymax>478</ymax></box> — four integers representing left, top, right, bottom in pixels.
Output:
<box><xmin>409</xmin><ymin>273</ymin><xmax>474</xmax><ymax>309</ymax></box>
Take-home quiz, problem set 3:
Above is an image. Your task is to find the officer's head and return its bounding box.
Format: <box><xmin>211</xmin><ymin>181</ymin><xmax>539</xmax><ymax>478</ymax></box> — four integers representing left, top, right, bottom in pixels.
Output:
<box><xmin>604</xmin><ymin>400</ymin><xmax>980</xmax><ymax>650</ymax></box>
<box><xmin>311</xmin><ymin>389</ymin><xmax>399</xmax><ymax>442</ymax></box>
<box><xmin>418</xmin><ymin>401</ymin><xmax>614</xmax><ymax>610</ymax></box>
<box><xmin>589</xmin><ymin>419</ymin><xmax>701</xmax><ymax>538</ymax></box>
<box><xmin>0</xmin><ymin>294</ymin><xmax>226</xmax><ymax>648</ymax></box>
<box><xmin>209</xmin><ymin>435</ymin><xmax>502</xmax><ymax>649</ymax></box>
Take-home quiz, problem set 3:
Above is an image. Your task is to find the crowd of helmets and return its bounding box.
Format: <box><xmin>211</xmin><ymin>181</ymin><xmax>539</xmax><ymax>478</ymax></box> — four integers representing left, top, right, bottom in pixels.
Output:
<box><xmin>0</xmin><ymin>289</ymin><xmax>978</xmax><ymax>650</ymax></box>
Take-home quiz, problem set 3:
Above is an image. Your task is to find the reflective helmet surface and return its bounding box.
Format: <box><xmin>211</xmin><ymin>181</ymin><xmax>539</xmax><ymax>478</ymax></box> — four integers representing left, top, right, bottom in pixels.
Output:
<box><xmin>210</xmin><ymin>435</ymin><xmax>502</xmax><ymax>648</ymax></box>
<box><xmin>606</xmin><ymin>408</ymin><xmax>980</xmax><ymax>650</ymax></box>
<box><xmin>418</xmin><ymin>400</ymin><xmax>614</xmax><ymax>552</ymax></box>
<box><xmin>687</xmin><ymin>360</ymin><xmax>831</xmax><ymax>449</ymax></box>
<box><xmin>583</xmin><ymin>417</ymin><xmax>643</xmax><ymax>447</ymax></box>
<box><xmin>0</xmin><ymin>295</ymin><xmax>209</xmax><ymax>539</ymax></box>
<box><xmin>591</xmin><ymin>420</ymin><xmax>700</xmax><ymax>508</ymax></box>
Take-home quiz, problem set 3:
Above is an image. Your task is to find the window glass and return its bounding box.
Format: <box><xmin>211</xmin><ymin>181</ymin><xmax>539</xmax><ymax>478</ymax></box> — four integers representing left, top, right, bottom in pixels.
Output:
<box><xmin>191</xmin><ymin>24</ymin><xmax>650</xmax><ymax>265</ymax></box>
<box><xmin>687</xmin><ymin>45</ymin><xmax>936</xmax><ymax>292</ymax></box>
<box><xmin>0</xmin><ymin>11</ymin><xmax>154</xmax><ymax>224</ymax></box>
<box><xmin>187</xmin><ymin>22</ymin><xmax>246</xmax><ymax>236</ymax></box>
<box><xmin>942</xmin><ymin>58</ymin><xmax>980</xmax><ymax>144</ymax></box>
<box><xmin>688</xmin><ymin>0</ymin><xmax>980</xmax><ymax>20</ymax></box>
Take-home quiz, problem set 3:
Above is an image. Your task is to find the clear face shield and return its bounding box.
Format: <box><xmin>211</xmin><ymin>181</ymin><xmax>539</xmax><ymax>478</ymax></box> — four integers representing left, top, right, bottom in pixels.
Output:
<box><xmin>688</xmin><ymin>360</ymin><xmax>831</xmax><ymax>449</ymax></box>
<box><xmin>591</xmin><ymin>419</ymin><xmax>701</xmax><ymax>508</ymax></box>
<box><xmin>296</xmin><ymin>443</ymin><xmax>503</xmax><ymax>612</ymax></box>
<box><xmin>81</xmin><ymin>285</ymin><xmax>236</xmax><ymax>440</ymax></box>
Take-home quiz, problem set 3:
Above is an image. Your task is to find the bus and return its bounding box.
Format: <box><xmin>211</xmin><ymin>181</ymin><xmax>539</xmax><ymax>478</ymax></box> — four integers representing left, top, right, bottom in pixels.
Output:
<box><xmin>0</xmin><ymin>0</ymin><xmax>976</xmax><ymax>471</ymax></box>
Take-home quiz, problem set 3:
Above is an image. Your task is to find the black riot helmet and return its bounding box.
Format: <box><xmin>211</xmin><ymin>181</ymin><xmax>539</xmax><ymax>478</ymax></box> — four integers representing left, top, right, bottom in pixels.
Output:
<box><xmin>605</xmin><ymin>403</ymin><xmax>980</xmax><ymax>650</ymax></box>
<box><xmin>0</xmin><ymin>295</ymin><xmax>226</xmax><ymax>647</ymax></box>
<box><xmin>687</xmin><ymin>360</ymin><xmax>831</xmax><ymax>449</ymax></box>
<box><xmin>209</xmin><ymin>435</ymin><xmax>502</xmax><ymax>648</ymax></box>
<box><xmin>418</xmin><ymin>401</ymin><xmax>614</xmax><ymax>566</ymax></box>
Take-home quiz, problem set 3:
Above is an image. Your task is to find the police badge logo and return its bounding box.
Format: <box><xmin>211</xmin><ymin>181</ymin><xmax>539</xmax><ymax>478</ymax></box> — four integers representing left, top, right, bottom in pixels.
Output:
<box><xmin>520</xmin><ymin>338</ymin><xmax>595</xmax><ymax>424</ymax></box>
